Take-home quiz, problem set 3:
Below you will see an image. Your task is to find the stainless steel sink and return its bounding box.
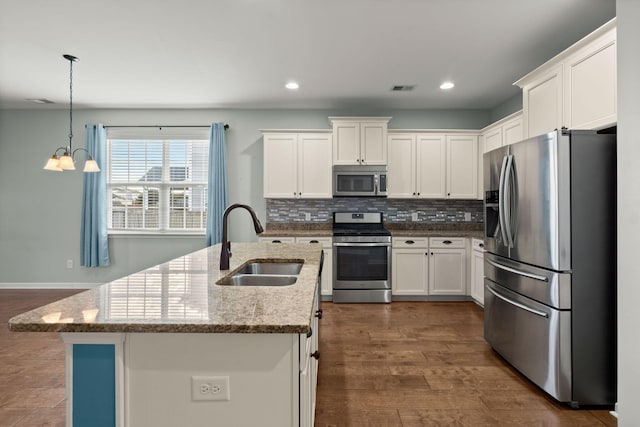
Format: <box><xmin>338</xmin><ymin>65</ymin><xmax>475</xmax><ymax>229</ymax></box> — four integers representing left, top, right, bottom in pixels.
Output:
<box><xmin>236</xmin><ymin>261</ymin><xmax>303</xmax><ymax>275</ymax></box>
<box><xmin>216</xmin><ymin>260</ymin><xmax>304</xmax><ymax>287</ymax></box>
<box><xmin>217</xmin><ymin>274</ymin><xmax>298</xmax><ymax>287</ymax></box>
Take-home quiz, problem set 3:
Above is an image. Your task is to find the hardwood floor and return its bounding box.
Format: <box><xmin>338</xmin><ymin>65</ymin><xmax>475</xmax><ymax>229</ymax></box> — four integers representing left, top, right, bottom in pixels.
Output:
<box><xmin>315</xmin><ymin>301</ymin><xmax>617</xmax><ymax>427</ymax></box>
<box><xmin>0</xmin><ymin>291</ymin><xmax>617</xmax><ymax>426</ymax></box>
<box><xmin>0</xmin><ymin>289</ymin><xmax>82</xmax><ymax>427</ymax></box>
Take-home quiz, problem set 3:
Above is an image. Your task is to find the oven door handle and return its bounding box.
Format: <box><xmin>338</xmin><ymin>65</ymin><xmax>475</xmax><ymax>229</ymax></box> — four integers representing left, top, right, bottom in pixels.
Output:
<box><xmin>333</xmin><ymin>243</ymin><xmax>391</xmax><ymax>247</ymax></box>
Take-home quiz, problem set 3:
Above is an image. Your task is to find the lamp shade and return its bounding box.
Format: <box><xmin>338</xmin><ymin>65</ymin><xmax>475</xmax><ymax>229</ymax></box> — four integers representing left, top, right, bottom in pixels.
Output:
<box><xmin>83</xmin><ymin>158</ymin><xmax>101</xmax><ymax>173</ymax></box>
<box><xmin>58</xmin><ymin>154</ymin><xmax>75</xmax><ymax>170</ymax></box>
<box><xmin>43</xmin><ymin>156</ymin><xmax>62</xmax><ymax>171</ymax></box>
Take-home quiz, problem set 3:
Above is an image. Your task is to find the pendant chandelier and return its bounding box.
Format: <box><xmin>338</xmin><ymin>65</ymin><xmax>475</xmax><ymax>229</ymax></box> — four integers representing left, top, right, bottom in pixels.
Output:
<box><xmin>43</xmin><ymin>54</ymin><xmax>100</xmax><ymax>173</ymax></box>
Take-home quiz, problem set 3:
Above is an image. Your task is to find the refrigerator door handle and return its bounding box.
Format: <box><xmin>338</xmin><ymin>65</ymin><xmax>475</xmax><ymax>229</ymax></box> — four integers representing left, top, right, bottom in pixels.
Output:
<box><xmin>486</xmin><ymin>259</ymin><xmax>549</xmax><ymax>282</ymax></box>
<box><xmin>487</xmin><ymin>285</ymin><xmax>549</xmax><ymax>318</ymax></box>
<box><xmin>498</xmin><ymin>155</ymin><xmax>509</xmax><ymax>246</ymax></box>
<box><xmin>503</xmin><ymin>154</ymin><xmax>515</xmax><ymax>248</ymax></box>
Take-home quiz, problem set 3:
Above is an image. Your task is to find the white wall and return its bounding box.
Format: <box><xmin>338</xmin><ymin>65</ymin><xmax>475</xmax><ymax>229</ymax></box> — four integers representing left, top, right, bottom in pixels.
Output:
<box><xmin>0</xmin><ymin>107</ymin><xmax>489</xmax><ymax>286</ymax></box>
<box><xmin>615</xmin><ymin>1</ymin><xmax>640</xmax><ymax>424</ymax></box>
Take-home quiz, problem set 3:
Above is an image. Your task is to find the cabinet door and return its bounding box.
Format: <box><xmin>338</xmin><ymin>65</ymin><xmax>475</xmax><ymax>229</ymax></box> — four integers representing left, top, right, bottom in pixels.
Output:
<box><xmin>471</xmin><ymin>250</ymin><xmax>485</xmax><ymax>305</ymax></box>
<box><xmin>429</xmin><ymin>248</ymin><xmax>467</xmax><ymax>295</ymax></box>
<box><xmin>563</xmin><ymin>28</ymin><xmax>616</xmax><ymax>130</ymax></box>
<box><xmin>416</xmin><ymin>134</ymin><xmax>446</xmax><ymax>198</ymax></box>
<box><xmin>503</xmin><ymin>115</ymin><xmax>523</xmax><ymax>146</ymax></box>
<box><xmin>298</xmin><ymin>134</ymin><xmax>332</xmax><ymax>198</ymax></box>
<box><xmin>332</xmin><ymin>121</ymin><xmax>360</xmax><ymax>165</ymax></box>
<box><xmin>263</xmin><ymin>134</ymin><xmax>298</xmax><ymax>198</ymax></box>
<box><xmin>392</xmin><ymin>249</ymin><xmax>428</xmax><ymax>295</ymax></box>
<box><xmin>482</xmin><ymin>126</ymin><xmax>503</xmax><ymax>153</ymax></box>
<box><xmin>387</xmin><ymin>134</ymin><xmax>415</xmax><ymax>198</ymax></box>
<box><xmin>523</xmin><ymin>65</ymin><xmax>563</xmax><ymax>138</ymax></box>
<box><xmin>360</xmin><ymin>122</ymin><xmax>387</xmax><ymax>165</ymax></box>
<box><xmin>446</xmin><ymin>135</ymin><xmax>478</xmax><ymax>199</ymax></box>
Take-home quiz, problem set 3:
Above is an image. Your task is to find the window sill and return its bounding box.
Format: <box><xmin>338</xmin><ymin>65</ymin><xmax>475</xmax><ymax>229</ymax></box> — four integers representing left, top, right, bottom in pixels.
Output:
<box><xmin>108</xmin><ymin>230</ymin><xmax>205</xmax><ymax>238</ymax></box>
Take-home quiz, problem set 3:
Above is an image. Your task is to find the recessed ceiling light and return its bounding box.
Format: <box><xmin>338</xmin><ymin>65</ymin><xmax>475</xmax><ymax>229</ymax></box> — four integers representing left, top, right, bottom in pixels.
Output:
<box><xmin>285</xmin><ymin>82</ymin><xmax>299</xmax><ymax>90</ymax></box>
<box><xmin>440</xmin><ymin>82</ymin><xmax>455</xmax><ymax>90</ymax></box>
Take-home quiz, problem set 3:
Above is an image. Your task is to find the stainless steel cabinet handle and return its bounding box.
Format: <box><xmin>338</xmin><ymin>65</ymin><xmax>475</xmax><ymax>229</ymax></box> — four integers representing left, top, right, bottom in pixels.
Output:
<box><xmin>487</xmin><ymin>286</ymin><xmax>549</xmax><ymax>318</ymax></box>
<box><xmin>486</xmin><ymin>259</ymin><xmax>549</xmax><ymax>282</ymax></box>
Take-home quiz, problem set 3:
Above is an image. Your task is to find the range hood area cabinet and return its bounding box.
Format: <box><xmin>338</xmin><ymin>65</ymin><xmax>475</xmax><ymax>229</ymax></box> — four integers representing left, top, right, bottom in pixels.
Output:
<box><xmin>330</xmin><ymin>117</ymin><xmax>390</xmax><ymax>166</ymax></box>
<box><xmin>263</xmin><ymin>131</ymin><xmax>333</xmax><ymax>199</ymax></box>
<box><xmin>387</xmin><ymin>132</ymin><xmax>478</xmax><ymax>199</ymax></box>
<box><xmin>515</xmin><ymin>18</ymin><xmax>616</xmax><ymax>137</ymax></box>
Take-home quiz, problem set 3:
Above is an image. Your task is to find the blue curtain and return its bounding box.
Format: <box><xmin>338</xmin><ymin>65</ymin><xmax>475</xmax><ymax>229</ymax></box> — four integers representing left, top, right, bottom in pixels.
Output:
<box><xmin>80</xmin><ymin>123</ymin><xmax>110</xmax><ymax>267</ymax></box>
<box><xmin>206</xmin><ymin>123</ymin><xmax>228</xmax><ymax>246</ymax></box>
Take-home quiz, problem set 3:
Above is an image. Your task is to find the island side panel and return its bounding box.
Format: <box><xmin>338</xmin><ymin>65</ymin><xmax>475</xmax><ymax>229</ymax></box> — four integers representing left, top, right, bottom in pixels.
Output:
<box><xmin>125</xmin><ymin>333</ymin><xmax>299</xmax><ymax>427</ymax></box>
<box><xmin>61</xmin><ymin>333</ymin><xmax>126</xmax><ymax>427</ymax></box>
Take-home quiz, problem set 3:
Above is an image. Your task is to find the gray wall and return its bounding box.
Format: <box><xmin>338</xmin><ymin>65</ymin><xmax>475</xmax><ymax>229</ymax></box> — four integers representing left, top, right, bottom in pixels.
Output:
<box><xmin>0</xmin><ymin>107</ymin><xmax>488</xmax><ymax>286</ymax></box>
<box><xmin>616</xmin><ymin>0</ymin><xmax>640</xmax><ymax>424</ymax></box>
<box><xmin>488</xmin><ymin>93</ymin><xmax>523</xmax><ymax>123</ymax></box>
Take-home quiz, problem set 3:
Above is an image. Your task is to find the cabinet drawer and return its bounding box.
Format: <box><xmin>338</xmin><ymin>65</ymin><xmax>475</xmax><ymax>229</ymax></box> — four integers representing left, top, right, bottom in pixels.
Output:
<box><xmin>296</xmin><ymin>237</ymin><xmax>332</xmax><ymax>248</ymax></box>
<box><xmin>392</xmin><ymin>237</ymin><xmax>429</xmax><ymax>248</ymax></box>
<box><xmin>429</xmin><ymin>237</ymin><xmax>466</xmax><ymax>249</ymax></box>
<box><xmin>259</xmin><ymin>236</ymin><xmax>296</xmax><ymax>244</ymax></box>
<box><xmin>472</xmin><ymin>238</ymin><xmax>485</xmax><ymax>252</ymax></box>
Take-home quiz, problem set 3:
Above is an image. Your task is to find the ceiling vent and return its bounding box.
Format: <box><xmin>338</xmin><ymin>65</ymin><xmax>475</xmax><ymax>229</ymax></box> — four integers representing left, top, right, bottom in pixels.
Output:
<box><xmin>391</xmin><ymin>85</ymin><xmax>416</xmax><ymax>92</ymax></box>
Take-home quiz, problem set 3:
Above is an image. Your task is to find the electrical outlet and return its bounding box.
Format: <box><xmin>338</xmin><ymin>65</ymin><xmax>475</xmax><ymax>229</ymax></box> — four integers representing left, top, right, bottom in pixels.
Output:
<box><xmin>66</xmin><ymin>259</ymin><xmax>73</xmax><ymax>269</ymax></box>
<box><xmin>411</xmin><ymin>212</ymin><xmax>419</xmax><ymax>221</ymax></box>
<box><xmin>464</xmin><ymin>212</ymin><xmax>472</xmax><ymax>221</ymax></box>
<box><xmin>191</xmin><ymin>376</ymin><xmax>230</xmax><ymax>401</ymax></box>
<box><xmin>305</xmin><ymin>212</ymin><xmax>311</xmax><ymax>221</ymax></box>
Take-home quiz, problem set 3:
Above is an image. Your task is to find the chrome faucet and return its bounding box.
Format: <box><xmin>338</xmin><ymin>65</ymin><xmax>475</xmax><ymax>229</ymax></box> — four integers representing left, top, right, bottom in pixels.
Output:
<box><xmin>219</xmin><ymin>203</ymin><xmax>264</xmax><ymax>270</ymax></box>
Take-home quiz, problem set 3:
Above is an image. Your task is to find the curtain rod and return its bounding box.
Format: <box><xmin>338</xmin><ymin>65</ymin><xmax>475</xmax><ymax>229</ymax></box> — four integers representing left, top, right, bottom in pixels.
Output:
<box><xmin>99</xmin><ymin>124</ymin><xmax>229</xmax><ymax>130</ymax></box>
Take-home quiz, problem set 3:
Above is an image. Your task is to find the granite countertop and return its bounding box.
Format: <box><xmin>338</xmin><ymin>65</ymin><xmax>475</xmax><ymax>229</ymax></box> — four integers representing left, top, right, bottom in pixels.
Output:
<box><xmin>8</xmin><ymin>243</ymin><xmax>323</xmax><ymax>334</ymax></box>
<box><xmin>262</xmin><ymin>222</ymin><xmax>484</xmax><ymax>240</ymax></box>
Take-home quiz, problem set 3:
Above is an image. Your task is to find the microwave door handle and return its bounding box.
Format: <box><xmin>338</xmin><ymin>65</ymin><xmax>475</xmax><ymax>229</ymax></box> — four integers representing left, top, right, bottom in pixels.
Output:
<box><xmin>374</xmin><ymin>175</ymin><xmax>379</xmax><ymax>195</ymax></box>
<box><xmin>498</xmin><ymin>155</ymin><xmax>509</xmax><ymax>246</ymax></box>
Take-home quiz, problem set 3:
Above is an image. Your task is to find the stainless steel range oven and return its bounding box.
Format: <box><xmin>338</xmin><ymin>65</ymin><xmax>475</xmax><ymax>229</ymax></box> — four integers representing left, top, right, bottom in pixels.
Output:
<box><xmin>332</xmin><ymin>212</ymin><xmax>391</xmax><ymax>303</ymax></box>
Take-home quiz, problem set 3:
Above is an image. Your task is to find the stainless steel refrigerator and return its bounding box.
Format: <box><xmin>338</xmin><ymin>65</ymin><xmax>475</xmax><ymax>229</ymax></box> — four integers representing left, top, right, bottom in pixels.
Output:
<box><xmin>483</xmin><ymin>129</ymin><xmax>616</xmax><ymax>407</ymax></box>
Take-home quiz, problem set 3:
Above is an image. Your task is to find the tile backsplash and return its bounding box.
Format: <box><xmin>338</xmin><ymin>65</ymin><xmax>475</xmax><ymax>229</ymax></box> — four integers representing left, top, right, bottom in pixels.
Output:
<box><xmin>266</xmin><ymin>198</ymin><xmax>483</xmax><ymax>224</ymax></box>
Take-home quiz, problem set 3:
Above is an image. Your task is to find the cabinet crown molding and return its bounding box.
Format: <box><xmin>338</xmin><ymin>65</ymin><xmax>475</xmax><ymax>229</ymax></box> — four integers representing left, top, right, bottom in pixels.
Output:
<box><xmin>514</xmin><ymin>17</ymin><xmax>616</xmax><ymax>88</ymax></box>
<box><xmin>329</xmin><ymin>117</ymin><xmax>391</xmax><ymax>124</ymax></box>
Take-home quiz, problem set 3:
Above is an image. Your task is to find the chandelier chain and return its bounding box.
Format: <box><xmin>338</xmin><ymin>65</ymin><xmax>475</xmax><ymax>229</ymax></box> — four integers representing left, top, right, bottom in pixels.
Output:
<box><xmin>68</xmin><ymin>58</ymin><xmax>73</xmax><ymax>151</ymax></box>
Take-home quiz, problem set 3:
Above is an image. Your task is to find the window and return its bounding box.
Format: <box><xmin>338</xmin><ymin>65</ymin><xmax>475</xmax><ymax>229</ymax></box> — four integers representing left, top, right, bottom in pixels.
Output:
<box><xmin>107</xmin><ymin>128</ymin><xmax>209</xmax><ymax>234</ymax></box>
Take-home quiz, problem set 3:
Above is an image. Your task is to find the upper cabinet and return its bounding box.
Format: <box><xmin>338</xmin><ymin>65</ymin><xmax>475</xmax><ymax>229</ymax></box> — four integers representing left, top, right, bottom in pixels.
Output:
<box><xmin>516</xmin><ymin>19</ymin><xmax>616</xmax><ymax>137</ymax></box>
<box><xmin>388</xmin><ymin>132</ymin><xmax>478</xmax><ymax>199</ymax></box>
<box><xmin>330</xmin><ymin>117</ymin><xmax>390</xmax><ymax>165</ymax></box>
<box><xmin>263</xmin><ymin>131</ymin><xmax>333</xmax><ymax>199</ymax></box>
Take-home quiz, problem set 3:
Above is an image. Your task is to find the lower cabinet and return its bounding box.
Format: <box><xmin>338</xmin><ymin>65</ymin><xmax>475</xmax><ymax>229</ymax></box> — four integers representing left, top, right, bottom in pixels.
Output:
<box><xmin>299</xmin><ymin>282</ymin><xmax>321</xmax><ymax>427</ymax></box>
<box><xmin>391</xmin><ymin>237</ymin><xmax>467</xmax><ymax>297</ymax></box>
<box><xmin>260</xmin><ymin>236</ymin><xmax>333</xmax><ymax>297</ymax></box>
<box><xmin>470</xmin><ymin>238</ymin><xmax>485</xmax><ymax>306</ymax></box>
<box><xmin>428</xmin><ymin>238</ymin><xmax>467</xmax><ymax>296</ymax></box>
<box><xmin>392</xmin><ymin>238</ymin><xmax>429</xmax><ymax>295</ymax></box>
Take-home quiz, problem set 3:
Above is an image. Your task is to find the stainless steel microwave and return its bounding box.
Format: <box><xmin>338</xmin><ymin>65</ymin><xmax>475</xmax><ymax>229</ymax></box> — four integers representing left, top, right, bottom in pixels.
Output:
<box><xmin>333</xmin><ymin>165</ymin><xmax>387</xmax><ymax>197</ymax></box>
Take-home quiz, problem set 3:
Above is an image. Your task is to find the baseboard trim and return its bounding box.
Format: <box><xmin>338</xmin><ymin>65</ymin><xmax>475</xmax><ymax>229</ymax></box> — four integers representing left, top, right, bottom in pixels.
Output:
<box><xmin>0</xmin><ymin>282</ymin><xmax>100</xmax><ymax>290</ymax></box>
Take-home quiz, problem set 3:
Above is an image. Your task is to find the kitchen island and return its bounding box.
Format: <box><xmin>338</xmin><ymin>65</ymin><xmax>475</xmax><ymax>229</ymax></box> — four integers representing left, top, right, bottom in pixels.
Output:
<box><xmin>9</xmin><ymin>243</ymin><xmax>323</xmax><ymax>427</ymax></box>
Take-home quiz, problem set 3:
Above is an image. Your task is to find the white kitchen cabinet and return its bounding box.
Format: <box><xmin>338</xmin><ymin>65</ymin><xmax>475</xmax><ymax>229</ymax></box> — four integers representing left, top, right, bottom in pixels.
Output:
<box><xmin>479</xmin><ymin>111</ymin><xmax>523</xmax><ymax>200</ymax></box>
<box><xmin>330</xmin><ymin>117</ymin><xmax>390</xmax><ymax>165</ymax></box>
<box><xmin>260</xmin><ymin>236</ymin><xmax>333</xmax><ymax>297</ymax></box>
<box><xmin>428</xmin><ymin>237</ymin><xmax>467</xmax><ymax>296</ymax></box>
<box><xmin>446</xmin><ymin>135</ymin><xmax>478</xmax><ymax>199</ymax></box>
<box><xmin>387</xmin><ymin>133</ymin><xmax>446</xmax><ymax>198</ymax></box>
<box><xmin>392</xmin><ymin>237</ymin><xmax>429</xmax><ymax>295</ymax></box>
<box><xmin>470</xmin><ymin>238</ymin><xmax>485</xmax><ymax>306</ymax></box>
<box><xmin>299</xmin><ymin>283</ymin><xmax>320</xmax><ymax>427</ymax></box>
<box><xmin>388</xmin><ymin>132</ymin><xmax>474</xmax><ymax>199</ymax></box>
<box><xmin>516</xmin><ymin>19</ymin><xmax>616</xmax><ymax>137</ymax></box>
<box><xmin>263</xmin><ymin>132</ymin><xmax>332</xmax><ymax>198</ymax></box>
